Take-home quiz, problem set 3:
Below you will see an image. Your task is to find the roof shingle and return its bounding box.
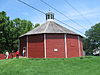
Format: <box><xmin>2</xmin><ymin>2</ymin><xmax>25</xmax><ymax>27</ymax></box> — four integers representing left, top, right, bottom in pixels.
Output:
<box><xmin>20</xmin><ymin>21</ymin><xmax>79</xmax><ymax>37</ymax></box>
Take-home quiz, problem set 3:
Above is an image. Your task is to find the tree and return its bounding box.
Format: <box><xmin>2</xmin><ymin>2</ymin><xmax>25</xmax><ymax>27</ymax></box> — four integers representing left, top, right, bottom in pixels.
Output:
<box><xmin>12</xmin><ymin>18</ymin><xmax>34</xmax><ymax>51</ymax></box>
<box><xmin>84</xmin><ymin>23</ymin><xmax>100</xmax><ymax>55</ymax></box>
<box><xmin>13</xmin><ymin>18</ymin><xmax>33</xmax><ymax>35</ymax></box>
<box><xmin>34</xmin><ymin>23</ymin><xmax>40</xmax><ymax>28</ymax></box>
<box><xmin>0</xmin><ymin>11</ymin><xmax>10</xmax><ymax>51</ymax></box>
<box><xmin>0</xmin><ymin>11</ymin><xmax>37</xmax><ymax>52</ymax></box>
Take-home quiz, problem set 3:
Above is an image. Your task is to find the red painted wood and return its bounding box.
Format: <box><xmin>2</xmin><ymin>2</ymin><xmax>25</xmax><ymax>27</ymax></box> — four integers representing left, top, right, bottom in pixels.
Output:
<box><xmin>19</xmin><ymin>34</ymin><xmax>83</xmax><ymax>58</ymax></box>
<box><xmin>19</xmin><ymin>36</ymin><xmax>27</xmax><ymax>56</ymax></box>
<box><xmin>28</xmin><ymin>34</ymin><xmax>44</xmax><ymax>58</ymax></box>
<box><xmin>66</xmin><ymin>34</ymin><xmax>79</xmax><ymax>58</ymax></box>
<box><xmin>79</xmin><ymin>37</ymin><xmax>83</xmax><ymax>56</ymax></box>
<box><xmin>46</xmin><ymin>34</ymin><xmax>65</xmax><ymax>58</ymax></box>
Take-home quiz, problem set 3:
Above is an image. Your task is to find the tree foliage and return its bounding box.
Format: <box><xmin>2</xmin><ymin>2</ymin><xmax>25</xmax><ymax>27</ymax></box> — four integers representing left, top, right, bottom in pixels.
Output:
<box><xmin>84</xmin><ymin>23</ymin><xmax>100</xmax><ymax>55</ymax></box>
<box><xmin>0</xmin><ymin>11</ymin><xmax>40</xmax><ymax>52</ymax></box>
<box><xmin>34</xmin><ymin>23</ymin><xmax>40</xmax><ymax>28</ymax></box>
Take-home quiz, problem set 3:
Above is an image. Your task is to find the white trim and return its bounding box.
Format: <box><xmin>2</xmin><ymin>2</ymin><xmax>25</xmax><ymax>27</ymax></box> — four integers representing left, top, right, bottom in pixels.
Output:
<box><xmin>64</xmin><ymin>34</ymin><xmax>67</xmax><ymax>58</ymax></box>
<box><xmin>44</xmin><ymin>22</ymin><xmax>49</xmax><ymax>32</ymax></box>
<box><xmin>27</xmin><ymin>36</ymin><xmax>28</xmax><ymax>58</ymax></box>
<box><xmin>47</xmin><ymin>19</ymin><xmax>54</xmax><ymax>21</ymax></box>
<box><xmin>44</xmin><ymin>34</ymin><xmax>46</xmax><ymax>58</ymax></box>
<box><xmin>78</xmin><ymin>36</ymin><xmax>81</xmax><ymax>57</ymax></box>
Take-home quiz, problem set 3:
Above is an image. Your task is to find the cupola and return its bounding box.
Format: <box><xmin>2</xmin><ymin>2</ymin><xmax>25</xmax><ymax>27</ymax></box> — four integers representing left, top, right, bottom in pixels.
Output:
<box><xmin>45</xmin><ymin>12</ymin><xmax>54</xmax><ymax>21</ymax></box>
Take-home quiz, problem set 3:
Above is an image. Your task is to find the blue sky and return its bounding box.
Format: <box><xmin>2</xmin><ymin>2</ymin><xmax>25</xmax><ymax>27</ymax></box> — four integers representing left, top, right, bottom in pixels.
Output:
<box><xmin>0</xmin><ymin>0</ymin><xmax>100</xmax><ymax>36</ymax></box>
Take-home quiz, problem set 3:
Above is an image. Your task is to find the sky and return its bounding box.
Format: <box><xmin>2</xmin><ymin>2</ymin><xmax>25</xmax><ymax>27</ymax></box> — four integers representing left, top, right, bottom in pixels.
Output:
<box><xmin>0</xmin><ymin>0</ymin><xmax>100</xmax><ymax>36</ymax></box>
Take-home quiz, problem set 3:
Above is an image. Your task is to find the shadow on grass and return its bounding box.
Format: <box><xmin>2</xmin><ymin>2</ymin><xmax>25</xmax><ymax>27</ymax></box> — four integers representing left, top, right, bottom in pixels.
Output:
<box><xmin>29</xmin><ymin>58</ymin><xmax>66</xmax><ymax>61</ymax></box>
<box><xmin>80</xmin><ymin>56</ymin><xmax>93</xmax><ymax>59</ymax></box>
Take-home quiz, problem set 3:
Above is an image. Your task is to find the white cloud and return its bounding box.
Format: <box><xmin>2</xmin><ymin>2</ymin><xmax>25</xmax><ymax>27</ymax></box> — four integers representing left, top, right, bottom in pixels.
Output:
<box><xmin>66</xmin><ymin>8</ymin><xmax>100</xmax><ymax>20</ymax></box>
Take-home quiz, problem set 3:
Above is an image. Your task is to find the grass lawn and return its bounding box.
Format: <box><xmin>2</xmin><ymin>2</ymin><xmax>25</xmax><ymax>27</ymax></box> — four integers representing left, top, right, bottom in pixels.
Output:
<box><xmin>0</xmin><ymin>56</ymin><xmax>100</xmax><ymax>75</ymax></box>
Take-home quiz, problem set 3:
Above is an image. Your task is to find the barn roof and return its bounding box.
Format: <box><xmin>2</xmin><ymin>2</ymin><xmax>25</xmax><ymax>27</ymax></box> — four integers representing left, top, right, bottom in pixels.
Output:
<box><xmin>20</xmin><ymin>21</ymin><xmax>80</xmax><ymax>37</ymax></box>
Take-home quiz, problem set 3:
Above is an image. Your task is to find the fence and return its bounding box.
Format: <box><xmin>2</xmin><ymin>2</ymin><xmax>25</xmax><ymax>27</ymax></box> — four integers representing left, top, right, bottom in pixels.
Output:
<box><xmin>0</xmin><ymin>53</ymin><xmax>16</xmax><ymax>60</ymax></box>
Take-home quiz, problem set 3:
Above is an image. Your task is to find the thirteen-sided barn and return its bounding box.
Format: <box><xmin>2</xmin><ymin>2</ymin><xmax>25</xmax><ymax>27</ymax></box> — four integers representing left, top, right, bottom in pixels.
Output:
<box><xmin>19</xmin><ymin>12</ymin><xmax>83</xmax><ymax>58</ymax></box>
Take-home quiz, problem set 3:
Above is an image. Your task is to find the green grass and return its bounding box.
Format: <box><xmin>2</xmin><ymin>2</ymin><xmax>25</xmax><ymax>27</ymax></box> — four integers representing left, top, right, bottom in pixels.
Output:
<box><xmin>0</xmin><ymin>56</ymin><xmax>100</xmax><ymax>75</ymax></box>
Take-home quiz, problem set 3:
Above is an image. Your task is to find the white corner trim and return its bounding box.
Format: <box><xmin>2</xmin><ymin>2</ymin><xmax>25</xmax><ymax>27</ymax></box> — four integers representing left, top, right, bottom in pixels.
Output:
<box><xmin>64</xmin><ymin>34</ymin><xmax>67</xmax><ymax>58</ymax></box>
<box><xmin>27</xmin><ymin>36</ymin><xmax>28</xmax><ymax>58</ymax></box>
<box><xmin>44</xmin><ymin>34</ymin><xmax>46</xmax><ymax>58</ymax></box>
<box><xmin>78</xmin><ymin>36</ymin><xmax>81</xmax><ymax>57</ymax></box>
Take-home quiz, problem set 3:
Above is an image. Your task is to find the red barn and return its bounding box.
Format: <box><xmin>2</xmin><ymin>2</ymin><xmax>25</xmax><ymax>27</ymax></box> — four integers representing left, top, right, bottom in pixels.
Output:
<box><xmin>19</xmin><ymin>12</ymin><xmax>83</xmax><ymax>58</ymax></box>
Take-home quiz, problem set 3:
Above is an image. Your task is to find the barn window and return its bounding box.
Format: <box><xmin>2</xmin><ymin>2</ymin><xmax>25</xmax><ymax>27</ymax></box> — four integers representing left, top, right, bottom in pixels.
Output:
<box><xmin>48</xmin><ymin>15</ymin><xmax>50</xmax><ymax>19</ymax></box>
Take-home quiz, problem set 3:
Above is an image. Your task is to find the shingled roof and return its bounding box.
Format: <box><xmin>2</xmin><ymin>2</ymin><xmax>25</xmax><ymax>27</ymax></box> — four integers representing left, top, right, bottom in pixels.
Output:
<box><xmin>20</xmin><ymin>21</ymin><xmax>79</xmax><ymax>37</ymax></box>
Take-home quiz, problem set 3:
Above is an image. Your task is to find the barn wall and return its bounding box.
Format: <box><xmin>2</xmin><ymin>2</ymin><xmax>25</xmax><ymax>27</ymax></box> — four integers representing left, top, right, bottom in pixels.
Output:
<box><xmin>79</xmin><ymin>37</ymin><xmax>83</xmax><ymax>56</ymax></box>
<box><xmin>46</xmin><ymin>34</ymin><xmax>65</xmax><ymax>58</ymax></box>
<box><xmin>28</xmin><ymin>34</ymin><xmax>44</xmax><ymax>58</ymax></box>
<box><xmin>20</xmin><ymin>36</ymin><xmax>27</xmax><ymax>56</ymax></box>
<box><xmin>66</xmin><ymin>34</ymin><xmax>79</xmax><ymax>58</ymax></box>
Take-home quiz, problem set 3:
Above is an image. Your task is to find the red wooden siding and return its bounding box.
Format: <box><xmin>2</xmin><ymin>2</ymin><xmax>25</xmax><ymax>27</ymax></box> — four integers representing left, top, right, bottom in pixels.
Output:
<box><xmin>46</xmin><ymin>34</ymin><xmax>65</xmax><ymax>58</ymax></box>
<box><xmin>19</xmin><ymin>34</ymin><xmax>83</xmax><ymax>58</ymax></box>
<box><xmin>28</xmin><ymin>34</ymin><xmax>44</xmax><ymax>58</ymax></box>
<box><xmin>20</xmin><ymin>36</ymin><xmax>27</xmax><ymax>55</ymax></box>
<box><xmin>79</xmin><ymin>37</ymin><xmax>83</xmax><ymax>56</ymax></box>
<box><xmin>66</xmin><ymin>34</ymin><xmax>79</xmax><ymax>58</ymax></box>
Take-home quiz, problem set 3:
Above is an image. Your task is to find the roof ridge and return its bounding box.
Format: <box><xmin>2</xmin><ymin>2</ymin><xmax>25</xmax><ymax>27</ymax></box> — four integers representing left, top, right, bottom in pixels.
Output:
<box><xmin>53</xmin><ymin>22</ymin><xmax>65</xmax><ymax>32</ymax></box>
<box><xmin>51</xmin><ymin>21</ymin><xmax>57</xmax><ymax>33</ymax></box>
<box><xmin>44</xmin><ymin>21</ymin><xmax>50</xmax><ymax>33</ymax></box>
<box><xmin>54</xmin><ymin>22</ymin><xmax>76</xmax><ymax>33</ymax></box>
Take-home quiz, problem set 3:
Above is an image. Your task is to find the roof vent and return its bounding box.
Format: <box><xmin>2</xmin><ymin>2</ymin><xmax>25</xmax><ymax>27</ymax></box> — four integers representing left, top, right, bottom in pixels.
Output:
<box><xmin>46</xmin><ymin>12</ymin><xmax>54</xmax><ymax>21</ymax></box>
